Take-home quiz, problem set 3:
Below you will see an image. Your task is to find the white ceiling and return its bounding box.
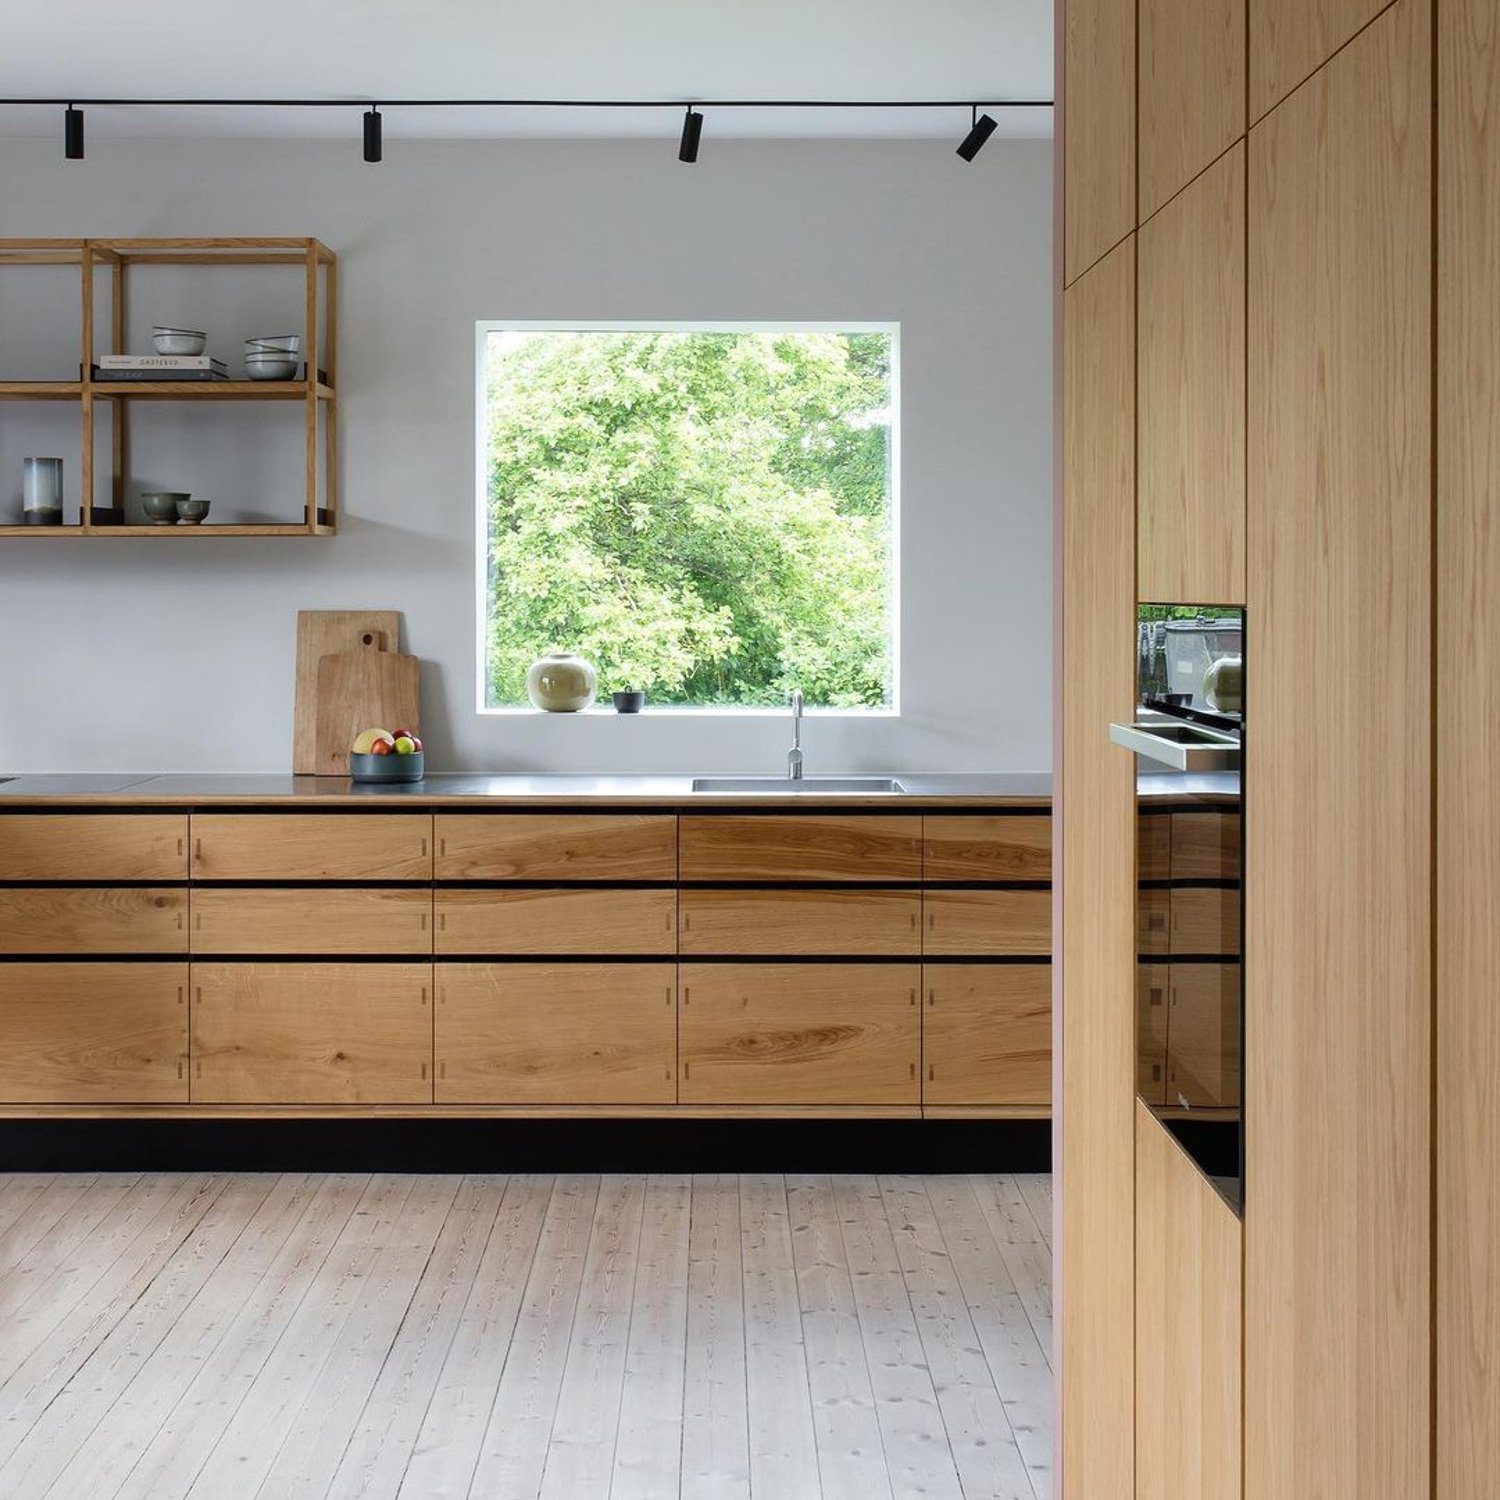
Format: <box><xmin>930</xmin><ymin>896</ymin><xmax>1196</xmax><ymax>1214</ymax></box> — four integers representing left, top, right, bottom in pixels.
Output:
<box><xmin>0</xmin><ymin>0</ymin><xmax>1054</xmax><ymax>142</ymax></box>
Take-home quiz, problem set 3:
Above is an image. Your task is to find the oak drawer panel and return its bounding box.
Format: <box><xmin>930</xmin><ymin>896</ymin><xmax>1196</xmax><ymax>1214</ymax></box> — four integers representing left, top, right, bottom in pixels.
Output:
<box><xmin>191</xmin><ymin>815</ymin><xmax>432</xmax><ymax>881</ymax></box>
<box><xmin>435</xmin><ymin>888</ymin><xmax>675</xmax><ymax>955</ymax></box>
<box><xmin>0</xmin><ymin>814</ymin><xmax>188</xmax><ymax>880</ymax></box>
<box><xmin>1166</xmin><ymin>963</ymin><xmax>1240</xmax><ymax>1107</ymax></box>
<box><xmin>434</xmin><ymin>815</ymin><xmax>676</xmax><ymax>881</ymax></box>
<box><xmin>0</xmin><ymin>962</ymin><xmax>188</xmax><ymax>1102</ymax></box>
<box><xmin>192</xmin><ymin>887</ymin><xmax>432</xmax><ymax>955</ymax></box>
<box><xmin>0</xmin><ymin>887</ymin><xmax>187</xmax><ymax>955</ymax></box>
<box><xmin>678</xmin><ymin>815</ymin><xmax>921</xmax><ymax>882</ymax></box>
<box><xmin>922</xmin><ymin>815</ymin><xmax>1052</xmax><ymax>882</ymax></box>
<box><xmin>191</xmin><ymin>962</ymin><xmax>432</xmax><ymax>1104</ymax></box>
<box><xmin>1138</xmin><ymin>813</ymin><xmax>1174</xmax><ymax>881</ymax></box>
<box><xmin>678</xmin><ymin>963</ymin><xmax>919</xmax><ymax>1105</ymax></box>
<box><xmin>679</xmin><ymin>888</ymin><xmax>920</xmax><ymax>956</ymax></box>
<box><xmin>1138</xmin><ymin>963</ymin><xmax>1171</xmax><ymax>1104</ymax></box>
<box><xmin>1170</xmin><ymin>811</ymin><xmax>1241</xmax><ymax>880</ymax></box>
<box><xmin>923</xmin><ymin>963</ymin><xmax>1051</xmax><ymax>1106</ymax></box>
<box><xmin>924</xmin><ymin>889</ymin><xmax>1052</xmax><ymax>956</ymax></box>
<box><xmin>1170</xmin><ymin>887</ymin><xmax>1240</xmax><ymax>955</ymax></box>
<box><xmin>435</xmin><ymin>963</ymin><xmax>676</xmax><ymax>1104</ymax></box>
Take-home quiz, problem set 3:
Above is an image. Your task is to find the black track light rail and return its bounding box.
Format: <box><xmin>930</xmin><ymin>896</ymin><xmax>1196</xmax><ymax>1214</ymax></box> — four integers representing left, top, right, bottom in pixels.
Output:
<box><xmin>6</xmin><ymin>95</ymin><xmax>1053</xmax><ymax>109</ymax></box>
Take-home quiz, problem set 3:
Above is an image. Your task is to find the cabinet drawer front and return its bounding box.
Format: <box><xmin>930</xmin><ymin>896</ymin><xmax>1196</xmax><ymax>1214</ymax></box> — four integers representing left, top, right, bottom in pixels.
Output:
<box><xmin>924</xmin><ymin>889</ymin><xmax>1052</xmax><ymax>956</ymax></box>
<box><xmin>191</xmin><ymin>815</ymin><xmax>432</xmax><ymax>881</ymax></box>
<box><xmin>192</xmin><ymin>888</ymin><xmax>432</xmax><ymax>955</ymax></box>
<box><xmin>0</xmin><ymin>887</ymin><xmax>187</xmax><ymax>955</ymax></box>
<box><xmin>1170</xmin><ymin>887</ymin><xmax>1240</xmax><ymax>955</ymax></box>
<box><xmin>0</xmin><ymin>814</ymin><xmax>188</xmax><ymax>880</ymax></box>
<box><xmin>435</xmin><ymin>889</ymin><xmax>675</xmax><ymax>955</ymax></box>
<box><xmin>923</xmin><ymin>815</ymin><xmax>1052</xmax><ymax>882</ymax></box>
<box><xmin>1137</xmin><ymin>963</ymin><xmax>1170</xmax><ymax>1104</ymax></box>
<box><xmin>679</xmin><ymin>816</ymin><xmax>921</xmax><ymax>883</ymax></box>
<box><xmin>1170</xmin><ymin>810</ymin><xmax>1241</xmax><ymax>879</ymax></box>
<box><xmin>435</xmin><ymin>963</ymin><xmax>676</xmax><ymax>1104</ymax></box>
<box><xmin>191</xmin><ymin>962</ymin><xmax>432</xmax><ymax>1104</ymax></box>
<box><xmin>1138</xmin><ymin>813</ymin><xmax>1173</xmax><ymax>881</ymax></box>
<box><xmin>679</xmin><ymin>888</ymin><xmax>920</xmax><ymax>956</ymax></box>
<box><xmin>678</xmin><ymin>963</ymin><xmax>919</xmax><ymax>1105</ymax></box>
<box><xmin>923</xmin><ymin>963</ymin><xmax>1051</xmax><ymax>1105</ymax></box>
<box><xmin>0</xmin><ymin>962</ymin><xmax>188</xmax><ymax>1102</ymax></box>
<box><xmin>1167</xmin><ymin>963</ymin><xmax>1240</xmax><ymax>1107</ymax></box>
<box><xmin>435</xmin><ymin>815</ymin><xmax>676</xmax><ymax>881</ymax></box>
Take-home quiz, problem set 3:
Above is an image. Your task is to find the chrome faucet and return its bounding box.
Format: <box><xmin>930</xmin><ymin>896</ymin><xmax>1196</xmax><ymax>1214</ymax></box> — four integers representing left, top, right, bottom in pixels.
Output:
<box><xmin>787</xmin><ymin>689</ymin><xmax>804</xmax><ymax>780</ymax></box>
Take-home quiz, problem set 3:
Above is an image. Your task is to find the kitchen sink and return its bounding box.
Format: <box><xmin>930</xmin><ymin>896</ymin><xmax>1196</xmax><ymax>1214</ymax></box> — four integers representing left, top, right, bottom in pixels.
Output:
<box><xmin>691</xmin><ymin>776</ymin><xmax>907</xmax><ymax>795</ymax></box>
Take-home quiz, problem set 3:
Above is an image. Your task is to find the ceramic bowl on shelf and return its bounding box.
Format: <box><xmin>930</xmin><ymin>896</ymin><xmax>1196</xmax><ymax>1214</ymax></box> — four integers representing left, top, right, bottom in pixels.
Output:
<box><xmin>349</xmin><ymin>750</ymin><xmax>424</xmax><ymax>783</ymax></box>
<box><xmin>244</xmin><ymin>353</ymin><xmax>299</xmax><ymax>381</ymax></box>
<box><xmin>152</xmin><ymin>328</ymin><xmax>207</xmax><ymax>356</ymax></box>
<box><xmin>140</xmin><ymin>491</ymin><xmax>189</xmax><ymax>524</ymax></box>
<box><xmin>174</xmin><ymin>498</ymin><xmax>211</xmax><ymax>525</ymax></box>
<box><xmin>246</xmin><ymin>334</ymin><xmax>301</xmax><ymax>353</ymax></box>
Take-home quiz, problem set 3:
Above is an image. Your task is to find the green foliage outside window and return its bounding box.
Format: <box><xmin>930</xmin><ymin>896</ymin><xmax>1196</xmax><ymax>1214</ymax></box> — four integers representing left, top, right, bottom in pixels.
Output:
<box><xmin>481</xmin><ymin>328</ymin><xmax>895</xmax><ymax>709</ymax></box>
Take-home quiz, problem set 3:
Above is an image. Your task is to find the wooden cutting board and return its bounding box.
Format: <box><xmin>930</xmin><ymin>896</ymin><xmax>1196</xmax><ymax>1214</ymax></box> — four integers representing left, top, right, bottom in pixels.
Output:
<box><xmin>293</xmin><ymin>610</ymin><xmax>400</xmax><ymax>772</ymax></box>
<box><xmin>313</xmin><ymin>642</ymin><xmax>422</xmax><ymax>775</ymax></box>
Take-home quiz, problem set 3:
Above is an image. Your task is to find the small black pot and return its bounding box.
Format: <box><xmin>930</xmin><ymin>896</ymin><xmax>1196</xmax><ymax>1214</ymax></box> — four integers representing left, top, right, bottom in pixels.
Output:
<box><xmin>611</xmin><ymin>691</ymin><xmax>646</xmax><ymax>714</ymax></box>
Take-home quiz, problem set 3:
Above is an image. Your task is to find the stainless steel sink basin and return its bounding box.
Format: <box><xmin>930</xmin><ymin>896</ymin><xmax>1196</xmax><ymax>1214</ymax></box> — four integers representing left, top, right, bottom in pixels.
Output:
<box><xmin>691</xmin><ymin>776</ymin><xmax>907</xmax><ymax>795</ymax></box>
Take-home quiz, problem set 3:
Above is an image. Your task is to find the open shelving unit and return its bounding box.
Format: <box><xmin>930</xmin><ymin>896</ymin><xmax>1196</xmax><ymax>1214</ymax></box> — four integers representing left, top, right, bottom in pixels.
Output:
<box><xmin>0</xmin><ymin>237</ymin><xmax>337</xmax><ymax>537</ymax></box>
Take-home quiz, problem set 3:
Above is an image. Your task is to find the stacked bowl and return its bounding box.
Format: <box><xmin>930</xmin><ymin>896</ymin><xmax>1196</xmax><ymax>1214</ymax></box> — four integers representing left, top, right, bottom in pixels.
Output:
<box><xmin>245</xmin><ymin>334</ymin><xmax>301</xmax><ymax>381</ymax></box>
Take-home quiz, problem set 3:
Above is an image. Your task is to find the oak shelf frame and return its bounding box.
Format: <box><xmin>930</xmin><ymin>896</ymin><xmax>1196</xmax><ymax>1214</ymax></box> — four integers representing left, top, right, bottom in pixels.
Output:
<box><xmin>0</xmin><ymin>236</ymin><xmax>338</xmax><ymax>537</ymax></box>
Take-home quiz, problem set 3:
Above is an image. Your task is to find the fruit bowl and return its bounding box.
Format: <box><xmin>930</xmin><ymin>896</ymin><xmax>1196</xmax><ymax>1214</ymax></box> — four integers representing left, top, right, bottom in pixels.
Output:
<box><xmin>349</xmin><ymin>750</ymin><xmax>424</xmax><ymax>783</ymax></box>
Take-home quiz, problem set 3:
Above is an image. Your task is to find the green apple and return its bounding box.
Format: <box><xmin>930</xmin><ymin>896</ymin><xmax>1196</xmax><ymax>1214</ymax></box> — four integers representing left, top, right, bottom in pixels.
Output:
<box><xmin>393</xmin><ymin>735</ymin><xmax>418</xmax><ymax>756</ymax></box>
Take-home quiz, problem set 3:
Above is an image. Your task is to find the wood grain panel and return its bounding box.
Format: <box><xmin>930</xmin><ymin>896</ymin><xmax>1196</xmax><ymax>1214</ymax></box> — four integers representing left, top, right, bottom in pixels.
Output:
<box><xmin>191</xmin><ymin>962</ymin><xmax>432</xmax><ymax>1104</ymax></box>
<box><xmin>1059</xmin><ymin>235</ymin><xmax>1138</xmax><ymax>1500</ymax></box>
<box><xmin>1170</xmin><ymin>811</ymin><xmax>1242</xmax><ymax>879</ymax></box>
<box><xmin>0</xmin><ymin>887</ymin><xmax>187</xmax><ymax>954</ymax></box>
<box><xmin>1438</xmin><ymin>0</ymin><xmax>1500</xmax><ymax>1488</ymax></box>
<box><xmin>1139</xmin><ymin>0</ymin><xmax>1245</xmax><ymax>219</ymax></box>
<box><xmin>435</xmin><ymin>963</ymin><xmax>676</xmax><ymax>1104</ymax></box>
<box><xmin>678</xmin><ymin>963</ymin><xmax>919</xmax><ymax>1105</ymax></box>
<box><xmin>191</xmin><ymin>814</ymin><xmax>431</xmax><ymax>880</ymax></box>
<box><xmin>921</xmin><ymin>815</ymin><xmax>1052</xmax><ymax>881</ymax></box>
<box><xmin>1138</xmin><ymin>143</ymin><xmax>1246</xmax><ymax>604</ymax></box>
<box><xmin>1137</xmin><ymin>964</ymin><xmax>1170</xmax><ymax>1103</ymax></box>
<box><xmin>1135</xmin><ymin>1103</ymin><xmax>1242</xmax><ymax>1500</ymax></box>
<box><xmin>1064</xmin><ymin>0</ymin><xmax>1136</xmax><ymax>283</ymax></box>
<box><xmin>191</xmin><ymin>886</ymin><xmax>432</xmax><ymax>955</ymax></box>
<box><xmin>1249</xmin><ymin>0</ymin><xmax>1389</xmax><ymax>118</ymax></box>
<box><xmin>1246</xmin><ymin>5</ymin><xmax>1431</xmax><ymax>1495</ymax></box>
<box><xmin>1167</xmin><ymin>964</ymin><xmax>1241</xmax><ymax>1106</ymax></box>
<box><xmin>678</xmin><ymin>816</ymin><xmax>920</xmax><ymax>883</ymax></box>
<box><xmin>923</xmin><ymin>963</ymin><xmax>1051</xmax><ymax>1105</ymax></box>
<box><xmin>1138</xmin><ymin>814</ymin><xmax>1173</xmax><ymax>880</ymax></box>
<box><xmin>434</xmin><ymin>814</ymin><xmax>675</xmax><ymax>881</ymax></box>
<box><xmin>923</xmin><ymin>889</ymin><xmax>1052</xmax><ymax>957</ymax></box>
<box><xmin>678</xmin><ymin>888</ymin><xmax>919</xmax><ymax>956</ymax></box>
<box><xmin>1170</xmin><ymin>887</ymin><xmax>1240</xmax><ymax>955</ymax></box>
<box><xmin>435</xmin><ymin>887</ymin><xmax>676</xmax><ymax>955</ymax></box>
<box><xmin>0</xmin><ymin>813</ymin><xmax>187</xmax><ymax>879</ymax></box>
<box><xmin>0</xmin><ymin>962</ymin><xmax>187</xmax><ymax>1102</ymax></box>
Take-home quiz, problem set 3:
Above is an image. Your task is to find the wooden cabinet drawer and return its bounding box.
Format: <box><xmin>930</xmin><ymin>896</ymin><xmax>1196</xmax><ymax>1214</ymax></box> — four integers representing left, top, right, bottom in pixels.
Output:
<box><xmin>679</xmin><ymin>888</ymin><xmax>920</xmax><ymax>956</ymax></box>
<box><xmin>678</xmin><ymin>963</ymin><xmax>919</xmax><ymax>1105</ymax></box>
<box><xmin>1140</xmin><ymin>888</ymin><xmax>1172</xmax><ymax>956</ymax></box>
<box><xmin>435</xmin><ymin>963</ymin><xmax>676</xmax><ymax>1104</ymax></box>
<box><xmin>435</xmin><ymin>889</ymin><xmax>676</xmax><ymax>955</ymax></box>
<box><xmin>0</xmin><ymin>814</ymin><xmax>187</xmax><ymax>880</ymax></box>
<box><xmin>190</xmin><ymin>815</ymin><xmax>432</xmax><ymax>881</ymax></box>
<box><xmin>192</xmin><ymin>888</ymin><xmax>432</xmax><ymax>955</ymax></box>
<box><xmin>1138</xmin><ymin>813</ymin><xmax>1173</xmax><ymax>881</ymax></box>
<box><xmin>0</xmin><ymin>962</ymin><xmax>187</xmax><ymax>1102</ymax></box>
<box><xmin>1170</xmin><ymin>811</ymin><xmax>1241</xmax><ymax>880</ymax></box>
<box><xmin>922</xmin><ymin>815</ymin><xmax>1052</xmax><ymax>882</ymax></box>
<box><xmin>0</xmin><ymin>888</ymin><xmax>187</xmax><ymax>955</ymax></box>
<box><xmin>1137</xmin><ymin>963</ymin><xmax>1171</xmax><ymax>1104</ymax></box>
<box><xmin>923</xmin><ymin>963</ymin><xmax>1051</xmax><ymax>1105</ymax></box>
<box><xmin>679</xmin><ymin>815</ymin><xmax>920</xmax><ymax>883</ymax></box>
<box><xmin>191</xmin><ymin>962</ymin><xmax>432</xmax><ymax>1104</ymax></box>
<box><xmin>924</xmin><ymin>889</ymin><xmax>1052</xmax><ymax>956</ymax></box>
<box><xmin>1166</xmin><ymin>963</ymin><xmax>1240</xmax><ymax>1107</ymax></box>
<box><xmin>1170</xmin><ymin>887</ymin><xmax>1240</xmax><ymax>955</ymax></box>
<box><xmin>434</xmin><ymin>815</ymin><xmax>676</xmax><ymax>881</ymax></box>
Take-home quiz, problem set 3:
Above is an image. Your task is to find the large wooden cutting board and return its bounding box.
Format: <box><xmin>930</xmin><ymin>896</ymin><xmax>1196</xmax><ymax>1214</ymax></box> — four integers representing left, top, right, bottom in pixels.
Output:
<box><xmin>313</xmin><ymin>643</ymin><xmax>421</xmax><ymax>775</ymax></box>
<box><xmin>293</xmin><ymin>610</ymin><xmax>400</xmax><ymax>773</ymax></box>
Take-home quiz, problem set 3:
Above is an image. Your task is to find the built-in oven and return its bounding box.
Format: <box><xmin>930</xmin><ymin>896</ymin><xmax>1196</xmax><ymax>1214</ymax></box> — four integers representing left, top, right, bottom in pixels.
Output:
<box><xmin>1111</xmin><ymin>607</ymin><xmax>1243</xmax><ymax>1214</ymax></box>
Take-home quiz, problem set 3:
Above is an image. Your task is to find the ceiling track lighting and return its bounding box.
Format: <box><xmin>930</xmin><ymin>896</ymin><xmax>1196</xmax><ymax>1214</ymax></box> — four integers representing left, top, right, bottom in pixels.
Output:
<box><xmin>678</xmin><ymin>106</ymin><xmax>704</xmax><ymax>163</ymax></box>
<box><xmin>956</xmin><ymin>105</ymin><xmax>998</xmax><ymax>162</ymax></box>
<box><xmin>64</xmin><ymin>104</ymin><xmax>84</xmax><ymax>160</ymax></box>
<box><xmin>363</xmin><ymin>106</ymin><xmax>383</xmax><ymax>162</ymax></box>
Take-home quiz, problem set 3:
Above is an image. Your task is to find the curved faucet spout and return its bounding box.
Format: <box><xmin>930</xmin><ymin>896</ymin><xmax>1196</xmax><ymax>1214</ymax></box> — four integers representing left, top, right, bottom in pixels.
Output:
<box><xmin>787</xmin><ymin>689</ymin><xmax>804</xmax><ymax>781</ymax></box>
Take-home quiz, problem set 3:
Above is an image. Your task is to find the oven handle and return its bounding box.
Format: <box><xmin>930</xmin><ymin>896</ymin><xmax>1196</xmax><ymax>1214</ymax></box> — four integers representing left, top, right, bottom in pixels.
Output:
<box><xmin>1108</xmin><ymin>720</ymin><xmax>1241</xmax><ymax>772</ymax></box>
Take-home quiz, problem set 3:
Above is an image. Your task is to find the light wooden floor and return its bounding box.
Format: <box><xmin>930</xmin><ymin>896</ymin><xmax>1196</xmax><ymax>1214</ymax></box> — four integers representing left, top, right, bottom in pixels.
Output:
<box><xmin>0</xmin><ymin>1171</ymin><xmax>1054</xmax><ymax>1500</ymax></box>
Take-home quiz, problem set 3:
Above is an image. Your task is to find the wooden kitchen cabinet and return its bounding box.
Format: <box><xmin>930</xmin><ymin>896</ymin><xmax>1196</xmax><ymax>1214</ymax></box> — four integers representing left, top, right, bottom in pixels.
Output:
<box><xmin>190</xmin><ymin>814</ymin><xmax>432</xmax><ymax>881</ymax></box>
<box><xmin>191</xmin><ymin>886</ymin><xmax>432</xmax><ymax>955</ymax></box>
<box><xmin>1249</xmin><ymin>0</ymin><xmax>1389</xmax><ymax>119</ymax></box>
<box><xmin>191</xmin><ymin>961</ymin><xmax>432</xmax><ymax>1103</ymax></box>
<box><xmin>678</xmin><ymin>963</ymin><xmax>920</xmax><ymax>1105</ymax></box>
<box><xmin>436</xmin><ymin>887</ymin><xmax>676</xmax><ymax>955</ymax></box>
<box><xmin>923</xmin><ymin>963</ymin><xmax>1052</xmax><ymax>1105</ymax></box>
<box><xmin>679</xmin><ymin>888</ymin><xmax>920</xmax><ymax>956</ymax></box>
<box><xmin>1168</xmin><ymin>964</ymin><xmax>1241</xmax><ymax>1107</ymax></box>
<box><xmin>0</xmin><ymin>887</ymin><xmax>187</xmax><ymax>954</ymax></box>
<box><xmin>678</xmin><ymin>815</ymin><xmax>920</xmax><ymax>883</ymax></box>
<box><xmin>1170</xmin><ymin>810</ymin><xmax>1241</xmax><ymax>879</ymax></box>
<box><xmin>434</xmin><ymin>814</ymin><xmax>676</xmax><ymax>881</ymax></box>
<box><xmin>1137</xmin><ymin>964</ymin><xmax>1171</xmax><ymax>1103</ymax></box>
<box><xmin>0</xmin><ymin>813</ymin><xmax>187</xmax><ymax>880</ymax></box>
<box><xmin>922</xmin><ymin>815</ymin><xmax>1051</xmax><ymax>882</ymax></box>
<box><xmin>435</xmin><ymin>962</ymin><xmax>676</xmax><ymax>1104</ymax></box>
<box><xmin>924</xmin><ymin>888</ymin><xmax>1051</xmax><ymax>957</ymax></box>
<box><xmin>1064</xmin><ymin>0</ymin><xmax>1136</xmax><ymax>283</ymax></box>
<box><xmin>0</xmin><ymin>962</ymin><xmax>187</xmax><ymax>1102</ymax></box>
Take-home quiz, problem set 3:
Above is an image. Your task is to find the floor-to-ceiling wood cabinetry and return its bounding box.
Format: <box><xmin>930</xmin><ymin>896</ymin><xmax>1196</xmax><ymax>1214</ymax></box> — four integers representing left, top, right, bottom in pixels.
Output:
<box><xmin>1063</xmin><ymin>0</ymin><xmax>1135</xmax><ymax>282</ymax></box>
<box><xmin>1248</xmin><ymin>0</ymin><xmax>1395</xmax><ymax>117</ymax></box>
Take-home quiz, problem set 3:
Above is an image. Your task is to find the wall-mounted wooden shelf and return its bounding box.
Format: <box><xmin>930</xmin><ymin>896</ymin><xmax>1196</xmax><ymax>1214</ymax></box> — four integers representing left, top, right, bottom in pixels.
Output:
<box><xmin>0</xmin><ymin>237</ymin><xmax>338</xmax><ymax>537</ymax></box>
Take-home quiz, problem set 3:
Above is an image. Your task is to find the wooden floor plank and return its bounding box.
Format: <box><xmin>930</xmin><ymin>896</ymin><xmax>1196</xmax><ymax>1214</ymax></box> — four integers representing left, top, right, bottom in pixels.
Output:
<box><xmin>1012</xmin><ymin>1175</ymin><xmax>1053</xmax><ymax>1250</ymax></box>
<box><xmin>967</xmin><ymin>1177</ymin><xmax>1054</xmax><ymax>1365</ymax></box>
<box><xmin>0</xmin><ymin>1174</ymin><xmax>141</xmax><ymax>1321</ymax></box>
<box><xmin>0</xmin><ymin>1175</ymin><xmax>101</xmax><ymax>1278</ymax></box>
<box><xmin>0</xmin><ymin>1177</ymin><xmax>57</xmax><ymax>1242</ymax></box>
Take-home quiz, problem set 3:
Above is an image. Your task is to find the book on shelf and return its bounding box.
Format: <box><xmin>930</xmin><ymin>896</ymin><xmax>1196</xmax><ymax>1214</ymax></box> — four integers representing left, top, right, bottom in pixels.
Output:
<box><xmin>95</xmin><ymin>354</ymin><xmax>227</xmax><ymax>373</ymax></box>
<box><xmin>91</xmin><ymin>365</ymin><xmax>229</xmax><ymax>382</ymax></box>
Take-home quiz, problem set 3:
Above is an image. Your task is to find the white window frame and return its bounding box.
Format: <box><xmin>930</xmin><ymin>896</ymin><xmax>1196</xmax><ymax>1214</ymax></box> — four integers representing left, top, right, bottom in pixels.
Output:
<box><xmin>473</xmin><ymin>319</ymin><xmax>901</xmax><ymax>716</ymax></box>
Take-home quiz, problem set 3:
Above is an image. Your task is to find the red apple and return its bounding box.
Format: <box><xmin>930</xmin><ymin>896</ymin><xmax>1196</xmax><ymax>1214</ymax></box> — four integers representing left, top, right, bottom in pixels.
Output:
<box><xmin>368</xmin><ymin>738</ymin><xmax>394</xmax><ymax>756</ymax></box>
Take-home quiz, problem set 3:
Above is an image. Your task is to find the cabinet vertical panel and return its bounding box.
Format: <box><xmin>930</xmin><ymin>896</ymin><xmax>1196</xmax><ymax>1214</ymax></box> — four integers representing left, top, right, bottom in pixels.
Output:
<box><xmin>1249</xmin><ymin>0</ymin><xmax>1391</xmax><ymax>118</ymax></box>
<box><xmin>1437</xmin><ymin>0</ymin><xmax>1500</xmax><ymax>1489</ymax></box>
<box><xmin>1059</xmin><ymin>235</ymin><xmax>1138</xmax><ymax>1500</ymax></box>
<box><xmin>923</xmin><ymin>963</ymin><xmax>1051</xmax><ymax>1105</ymax></box>
<box><xmin>0</xmin><ymin>963</ymin><xmax>188</xmax><ymax>1102</ymax></box>
<box><xmin>1246</xmin><ymin>4</ymin><xmax>1431</xmax><ymax>1496</ymax></box>
<box><xmin>0</xmin><ymin>814</ymin><xmax>187</xmax><ymax>879</ymax></box>
<box><xmin>1064</xmin><ymin>0</ymin><xmax>1136</xmax><ymax>283</ymax></box>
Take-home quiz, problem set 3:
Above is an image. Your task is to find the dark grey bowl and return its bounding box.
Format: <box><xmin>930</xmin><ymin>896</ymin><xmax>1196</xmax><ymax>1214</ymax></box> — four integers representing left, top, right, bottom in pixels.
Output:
<box><xmin>349</xmin><ymin>750</ymin><xmax>424</xmax><ymax>783</ymax></box>
<box><xmin>612</xmin><ymin>691</ymin><xmax>646</xmax><ymax>714</ymax></box>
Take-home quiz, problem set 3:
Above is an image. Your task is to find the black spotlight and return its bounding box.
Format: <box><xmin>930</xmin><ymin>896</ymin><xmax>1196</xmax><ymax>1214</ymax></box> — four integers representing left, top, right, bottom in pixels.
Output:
<box><xmin>363</xmin><ymin>107</ymin><xmax>383</xmax><ymax>163</ymax></box>
<box><xmin>956</xmin><ymin>106</ymin><xmax>998</xmax><ymax>162</ymax></box>
<box><xmin>64</xmin><ymin>105</ymin><xmax>84</xmax><ymax>161</ymax></box>
<box><xmin>678</xmin><ymin>106</ymin><xmax>703</xmax><ymax>164</ymax></box>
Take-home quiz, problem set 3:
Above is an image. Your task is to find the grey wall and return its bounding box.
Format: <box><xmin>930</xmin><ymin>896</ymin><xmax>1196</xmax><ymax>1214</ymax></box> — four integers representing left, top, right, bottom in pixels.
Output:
<box><xmin>0</xmin><ymin>135</ymin><xmax>1052</xmax><ymax>774</ymax></box>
